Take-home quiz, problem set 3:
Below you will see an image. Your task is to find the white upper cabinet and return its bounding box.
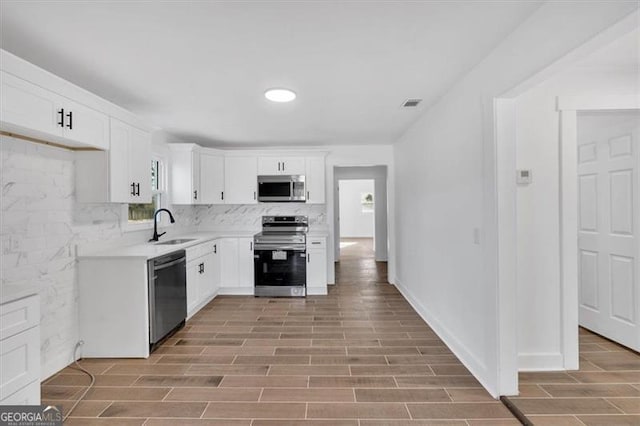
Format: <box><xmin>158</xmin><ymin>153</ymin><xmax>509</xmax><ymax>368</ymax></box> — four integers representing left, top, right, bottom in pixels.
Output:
<box><xmin>76</xmin><ymin>118</ymin><xmax>151</xmax><ymax>203</ymax></box>
<box><xmin>305</xmin><ymin>156</ymin><xmax>326</xmax><ymax>204</ymax></box>
<box><xmin>224</xmin><ymin>156</ymin><xmax>258</xmax><ymax>204</ymax></box>
<box><xmin>258</xmin><ymin>156</ymin><xmax>305</xmax><ymax>175</ymax></box>
<box><xmin>200</xmin><ymin>152</ymin><xmax>225</xmax><ymax>204</ymax></box>
<box><xmin>170</xmin><ymin>145</ymin><xmax>225</xmax><ymax>205</ymax></box>
<box><xmin>1</xmin><ymin>71</ymin><xmax>109</xmax><ymax>150</ymax></box>
<box><xmin>170</xmin><ymin>144</ymin><xmax>200</xmax><ymax>205</ymax></box>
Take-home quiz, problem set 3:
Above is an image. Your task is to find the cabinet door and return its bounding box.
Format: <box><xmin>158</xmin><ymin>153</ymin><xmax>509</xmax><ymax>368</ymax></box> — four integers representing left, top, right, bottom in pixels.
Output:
<box><xmin>211</xmin><ymin>240</ymin><xmax>222</xmax><ymax>292</ymax></box>
<box><xmin>62</xmin><ymin>98</ymin><xmax>109</xmax><ymax>150</ymax></box>
<box><xmin>305</xmin><ymin>157</ymin><xmax>326</xmax><ymax>204</ymax></box>
<box><xmin>281</xmin><ymin>157</ymin><xmax>306</xmax><ymax>175</ymax></box>
<box><xmin>237</xmin><ymin>237</ymin><xmax>255</xmax><ymax>288</ymax></box>
<box><xmin>191</xmin><ymin>149</ymin><xmax>201</xmax><ymax>204</ymax></box>
<box><xmin>186</xmin><ymin>260</ymin><xmax>200</xmax><ymax>315</ymax></box>
<box><xmin>129</xmin><ymin>126</ymin><xmax>152</xmax><ymax>203</ymax></box>
<box><xmin>0</xmin><ymin>327</ymin><xmax>39</xmax><ymax>401</ymax></box>
<box><xmin>108</xmin><ymin>119</ymin><xmax>132</xmax><ymax>203</ymax></box>
<box><xmin>169</xmin><ymin>146</ymin><xmax>197</xmax><ymax>205</ymax></box>
<box><xmin>199</xmin><ymin>252</ymin><xmax>216</xmax><ymax>299</ymax></box>
<box><xmin>258</xmin><ymin>157</ymin><xmax>282</xmax><ymax>175</ymax></box>
<box><xmin>224</xmin><ymin>157</ymin><xmax>257</xmax><ymax>204</ymax></box>
<box><xmin>200</xmin><ymin>153</ymin><xmax>225</xmax><ymax>204</ymax></box>
<box><xmin>0</xmin><ymin>71</ymin><xmax>64</xmax><ymax>139</ymax></box>
<box><xmin>219</xmin><ymin>238</ymin><xmax>239</xmax><ymax>288</ymax></box>
<box><xmin>306</xmin><ymin>248</ymin><xmax>327</xmax><ymax>288</ymax></box>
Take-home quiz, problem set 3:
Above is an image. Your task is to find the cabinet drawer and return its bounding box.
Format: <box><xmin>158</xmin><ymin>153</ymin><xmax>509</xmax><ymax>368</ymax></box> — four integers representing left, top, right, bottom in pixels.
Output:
<box><xmin>1</xmin><ymin>379</ymin><xmax>40</xmax><ymax>405</ymax></box>
<box><xmin>186</xmin><ymin>244</ymin><xmax>205</xmax><ymax>261</ymax></box>
<box><xmin>307</xmin><ymin>238</ymin><xmax>326</xmax><ymax>249</ymax></box>
<box><xmin>1</xmin><ymin>326</ymin><xmax>40</xmax><ymax>400</ymax></box>
<box><xmin>0</xmin><ymin>295</ymin><xmax>39</xmax><ymax>340</ymax></box>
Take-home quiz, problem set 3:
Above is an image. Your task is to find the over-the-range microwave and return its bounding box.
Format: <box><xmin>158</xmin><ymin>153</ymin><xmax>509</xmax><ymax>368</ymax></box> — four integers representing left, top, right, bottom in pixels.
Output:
<box><xmin>257</xmin><ymin>175</ymin><xmax>306</xmax><ymax>202</ymax></box>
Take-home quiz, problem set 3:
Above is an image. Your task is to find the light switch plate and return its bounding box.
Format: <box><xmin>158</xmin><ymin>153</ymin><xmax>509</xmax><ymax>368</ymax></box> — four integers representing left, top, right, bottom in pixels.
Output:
<box><xmin>516</xmin><ymin>169</ymin><xmax>532</xmax><ymax>185</ymax></box>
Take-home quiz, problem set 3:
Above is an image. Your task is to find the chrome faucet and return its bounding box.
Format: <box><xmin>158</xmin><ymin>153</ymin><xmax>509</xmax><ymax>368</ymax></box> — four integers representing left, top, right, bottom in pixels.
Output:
<box><xmin>149</xmin><ymin>208</ymin><xmax>176</xmax><ymax>242</ymax></box>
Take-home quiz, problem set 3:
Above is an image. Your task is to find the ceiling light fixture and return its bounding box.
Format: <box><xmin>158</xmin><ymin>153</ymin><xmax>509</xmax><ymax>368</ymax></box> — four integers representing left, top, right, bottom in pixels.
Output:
<box><xmin>265</xmin><ymin>88</ymin><xmax>296</xmax><ymax>103</ymax></box>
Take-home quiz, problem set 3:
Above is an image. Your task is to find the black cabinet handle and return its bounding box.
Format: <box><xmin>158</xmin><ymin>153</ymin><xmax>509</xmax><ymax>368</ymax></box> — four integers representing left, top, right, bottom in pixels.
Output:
<box><xmin>307</xmin><ymin>253</ymin><xmax>310</xmax><ymax>263</ymax></box>
<box><xmin>213</xmin><ymin>244</ymin><xmax>217</xmax><ymax>254</ymax></box>
<box><xmin>221</xmin><ymin>191</ymin><xmax>224</xmax><ymax>201</ymax></box>
<box><xmin>307</xmin><ymin>191</ymin><xmax>310</xmax><ymax>200</ymax></box>
<box><xmin>194</xmin><ymin>190</ymin><xmax>198</xmax><ymax>200</ymax></box>
<box><xmin>278</xmin><ymin>162</ymin><xmax>281</xmax><ymax>171</ymax></box>
<box><xmin>282</xmin><ymin>161</ymin><xmax>285</xmax><ymax>171</ymax></box>
<box><xmin>250</xmin><ymin>242</ymin><xmax>253</xmax><ymax>251</ymax></box>
<box><xmin>130</xmin><ymin>182</ymin><xmax>136</xmax><ymax>196</ymax></box>
<box><xmin>199</xmin><ymin>263</ymin><xmax>204</xmax><ymax>274</ymax></box>
<box><xmin>66</xmin><ymin>111</ymin><xmax>73</xmax><ymax>129</ymax></box>
<box><xmin>135</xmin><ymin>183</ymin><xmax>140</xmax><ymax>196</ymax></box>
<box><xmin>253</xmin><ymin>191</ymin><xmax>256</xmax><ymax>200</ymax></box>
<box><xmin>57</xmin><ymin>108</ymin><xmax>65</xmax><ymax>127</ymax></box>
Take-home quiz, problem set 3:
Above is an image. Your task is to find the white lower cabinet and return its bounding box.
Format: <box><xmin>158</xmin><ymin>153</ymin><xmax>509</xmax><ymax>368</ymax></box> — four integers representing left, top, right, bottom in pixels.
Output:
<box><xmin>0</xmin><ymin>294</ymin><xmax>40</xmax><ymax>405</ymax></box>
<box><xmin>306</xmin><ymin>237</ymin><xmax>328</xmax><ymax>295</ymax></box>
<box><xmin>186</xmin><ymin>240</ymin><xmax>221</xmax><ymax>318</ymax></box>
<box><xmin>219</xmin><ymin>237</ymin><xmax>255</xmax><ymax>294</ymax></box>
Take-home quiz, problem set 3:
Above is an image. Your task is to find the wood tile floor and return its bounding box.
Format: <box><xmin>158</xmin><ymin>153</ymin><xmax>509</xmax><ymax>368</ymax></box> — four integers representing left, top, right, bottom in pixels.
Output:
<box><xmin>507</xmin><ymin>327</ymin><xmax>640</xmax><ymax>426</ymax></box>
<box><xmin>44</xmin><ymin>238</ymin><xmax>518</xmax><ymax>425</ymax></box>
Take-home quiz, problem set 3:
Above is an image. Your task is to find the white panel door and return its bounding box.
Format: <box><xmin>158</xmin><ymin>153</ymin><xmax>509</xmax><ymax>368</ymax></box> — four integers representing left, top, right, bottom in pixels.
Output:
<box><xmin>577</xmin><ymin>112</ymin><xmax>639</xmax><ymax>351</ymax></box>
<box><xmin>0</xmin><ymin>71</ymin><xmax>64</xmax><ymax>139</ymax></box>
<box><xmin>305</xmin><ymin>157</ymin><xmax>326</xmax><ymax>204</ymax></box>
<box><xmin>280</xmin><ymin>157</ymin><xmax>306</xmax><ymax>175</ymax></box>
<box><xmin>199</xmin><ymin>252</ymin><xmax>216</xmax><ymax>299</ymax></box>
<box><xmin>128</xmin><ymin>126</ymin><xmax>152</xmax><ymax>204</ymax></box>
<box><xmin>62</xmin><ymin>98</ymin><xmax>110</xmax><ymax>150</ymax></box>
<box><xmin>237</xmin><ymin>237</ymin><xmax>255</xmax><ymax>289</ymax></box>
<box><xmin>109</xmin><ymin>119</ymin><xmax>132</xmax><ymax>203</ymax></box>
<box><xmin>200</xmin><ymin>153</ymin><xmax>225</xmax><ymax>204</ymax></box>
<box><xmin>258</xmin><ymin>157</ymin><xmax>282</xmax><ymax>175</ymax></box>
<box><xmin>224</xmin><ymin>157</ymin><xmax>257</xmax><ymax>204</ymax></box>
<box><xmin>220</xmin><ymin>238</ymin><xmax>239</xmax><ymax>288</ymax></box>
<box><xmin>186</xmin><ymin>260</ymin><xmax>200</xmax><ymax>316</ymax></box>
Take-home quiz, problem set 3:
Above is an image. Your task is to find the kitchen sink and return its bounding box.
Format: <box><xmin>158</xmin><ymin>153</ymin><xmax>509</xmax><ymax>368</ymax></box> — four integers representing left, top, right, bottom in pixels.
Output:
<box><xmin>155</xmin><ymin>238</ymin><xmax>196</xmax><ymax>245</ymax></box>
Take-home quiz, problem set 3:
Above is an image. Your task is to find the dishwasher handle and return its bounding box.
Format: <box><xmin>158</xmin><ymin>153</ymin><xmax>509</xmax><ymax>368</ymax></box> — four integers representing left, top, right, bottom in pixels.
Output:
<box><xmin>153</xmin><ymin>256</ymin><xmax>186</xmax><ymax>271</ymax></box>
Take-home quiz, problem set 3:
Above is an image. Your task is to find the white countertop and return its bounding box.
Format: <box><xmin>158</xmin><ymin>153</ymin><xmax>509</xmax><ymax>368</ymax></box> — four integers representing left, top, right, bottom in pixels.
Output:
<box><xmin>78</xmin><ymin>231</ymin><xmax>256</xmax><ymax>260</ymax></box>
<box><xmin>79</xmin><ymin>228</ymin><xmax>329</xmax><ymax>261</ymax></box>
<box><xmin>1</xmin><ymin>284</ymin><xmax>40</xmax><ymax>305</ymax></box>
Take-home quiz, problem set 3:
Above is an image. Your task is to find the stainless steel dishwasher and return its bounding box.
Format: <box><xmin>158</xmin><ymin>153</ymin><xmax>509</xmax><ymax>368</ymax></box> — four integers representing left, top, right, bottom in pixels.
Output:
<box><xmin>148</xmin><ymin>250</ymin><xmax>187</xmax><ymax>350</ymax></box>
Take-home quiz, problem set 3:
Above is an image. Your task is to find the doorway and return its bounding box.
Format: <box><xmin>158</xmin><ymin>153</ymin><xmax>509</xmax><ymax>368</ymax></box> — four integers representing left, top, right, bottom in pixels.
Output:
<box><xmin>333</xmin><ymin>166</ymin><xmax>388</xmax><ymax>264</ymax></box>
<box><xmin>338</xmin><ymin>179</ymin><xmax>375</xmax><ymax>262</ymax></box>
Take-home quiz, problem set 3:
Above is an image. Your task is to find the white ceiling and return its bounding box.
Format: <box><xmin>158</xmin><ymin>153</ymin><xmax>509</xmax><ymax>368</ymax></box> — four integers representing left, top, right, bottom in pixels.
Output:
<box><xmin>0</xmin><ymin>1</ymin><xmax>542</xmax><ymax>147</ymax></box>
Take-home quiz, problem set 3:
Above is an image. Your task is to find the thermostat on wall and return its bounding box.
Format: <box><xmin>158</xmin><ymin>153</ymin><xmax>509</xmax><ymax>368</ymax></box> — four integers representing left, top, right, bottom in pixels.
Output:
<box><xmin>516</xmin><ymin>169</ymin><xmax>532</xmax><ymax>185</ymax></box>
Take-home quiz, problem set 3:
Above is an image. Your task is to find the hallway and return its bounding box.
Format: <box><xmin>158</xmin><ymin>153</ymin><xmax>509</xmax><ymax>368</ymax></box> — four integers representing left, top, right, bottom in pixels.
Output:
<box><xmin>42</xmin><ymin>238</ymin><xmax>516</xmax><ymax>424</ymax></box>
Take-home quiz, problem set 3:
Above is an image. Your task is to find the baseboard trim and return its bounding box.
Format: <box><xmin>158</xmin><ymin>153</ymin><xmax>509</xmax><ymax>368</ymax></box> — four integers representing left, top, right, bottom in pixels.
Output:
<box><xmin>41</xmin><ymin>347</ymin><xmax>76</xmax><ymax>381</ymax></box>
<box><xmin>307</xmin><ymin>287</ymin><xmax>328</xmax><ymax>295</ymax></box>
<box><xmin>394</xmin><ymin>278</ymin><xmax>497</xmax><ymax>397</ymax></box>
<box><xmin>518</xmin><ymin>352</ymin><xmax>564</xmax><ymax>372</ymax></box>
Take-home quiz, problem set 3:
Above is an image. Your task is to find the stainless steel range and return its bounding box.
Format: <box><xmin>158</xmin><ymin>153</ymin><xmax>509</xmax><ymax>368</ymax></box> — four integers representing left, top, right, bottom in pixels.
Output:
<box><xmin>254</xmin><ymin>216</ymin><xmax>308</xmax><ymax>297</ymax></box>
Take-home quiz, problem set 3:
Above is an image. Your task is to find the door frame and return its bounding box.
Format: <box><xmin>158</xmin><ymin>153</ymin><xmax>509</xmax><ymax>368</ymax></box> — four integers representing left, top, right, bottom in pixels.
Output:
<box><xmin>333</xmin><ymin>166</ymin><xmax>389</xmax><ymax>263</ymax></box>
<box><xmin>558</xmin><ymin>94</ymin><xmax>639</xmax><ymax>369</ymax></box>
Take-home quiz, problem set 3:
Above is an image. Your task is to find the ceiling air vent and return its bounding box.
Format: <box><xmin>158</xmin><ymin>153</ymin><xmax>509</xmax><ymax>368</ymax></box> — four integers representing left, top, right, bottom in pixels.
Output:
<box><xmin>402</xmin><ymin>98</ymin><xmax>422</xmax><ymax>108</ymax></box>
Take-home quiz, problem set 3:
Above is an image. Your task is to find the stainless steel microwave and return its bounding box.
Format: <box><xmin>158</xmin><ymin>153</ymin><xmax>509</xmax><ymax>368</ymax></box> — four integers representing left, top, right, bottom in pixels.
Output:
<box><xmin>257</xmin><ymin>175</ymin><xmax>306</xmax><ymax>202</ymax></box>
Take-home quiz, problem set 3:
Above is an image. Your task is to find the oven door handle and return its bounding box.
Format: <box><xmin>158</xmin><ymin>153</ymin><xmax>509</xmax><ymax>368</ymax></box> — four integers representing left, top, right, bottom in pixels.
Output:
<box><xmin>254</xmin><ymin>245</ymin><xmax>306</xmax><ymax>251</ymax></box>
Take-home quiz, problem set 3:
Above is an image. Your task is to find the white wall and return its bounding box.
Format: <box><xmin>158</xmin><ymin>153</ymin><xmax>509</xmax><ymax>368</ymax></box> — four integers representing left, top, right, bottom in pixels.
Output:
<box><xmin>515</xmin><ymin>66</ymin><xmax>639</xmax><ymax>369</ymax></box>
<box><xmin>393</xmin><ymin>2</ymin><xmax>638</xmax><ymax>397</ymax></box>
<box><xmin>339</xmin><ymin>180</ymin><xmax>375</xmax><ymax>238</ymax></box>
